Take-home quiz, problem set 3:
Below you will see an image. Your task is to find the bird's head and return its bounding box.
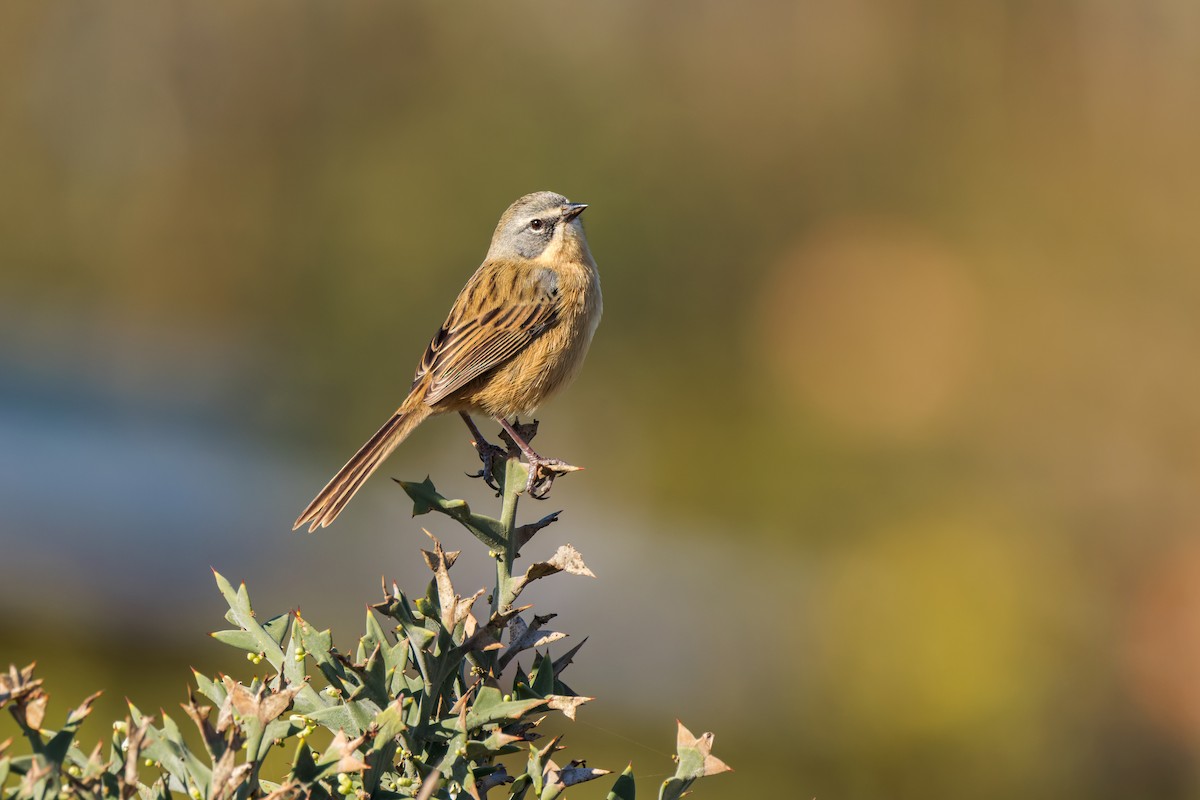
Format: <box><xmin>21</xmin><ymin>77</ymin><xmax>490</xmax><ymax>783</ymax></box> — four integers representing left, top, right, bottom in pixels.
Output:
<box><xmin>486</xmin><ymin>191</ymin><xmax>590</xmax><ymax>263</ymax></box>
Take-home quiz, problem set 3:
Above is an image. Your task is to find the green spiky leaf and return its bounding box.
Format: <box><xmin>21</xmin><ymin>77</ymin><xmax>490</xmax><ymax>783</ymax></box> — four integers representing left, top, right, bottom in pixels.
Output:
<box><xmin>608</xmin><ymin>765</ymin><xmax>636</xmax><ymax>800</ymax></box>
<box><xmin>192</xmin><ymin>670</ymin><xmax>225</xmax><ymax>706</ymax></box>
<box><xmin>658</xmin><ymin>722</ymin><xmax>731</xmax><ymax>800</ymax></box>
<box><xmin>395</xmin><ymin>477</ymin><xmax>507</xmax><ymax>550</ymax></box>
<box><xmin>464</xmin><ymin>687</ymin><xmax>547</xmax><ymax>730</ymax></box>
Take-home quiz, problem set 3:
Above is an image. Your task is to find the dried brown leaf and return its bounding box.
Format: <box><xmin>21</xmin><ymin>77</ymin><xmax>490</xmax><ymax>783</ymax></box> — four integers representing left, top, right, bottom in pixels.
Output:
<box><xmin>258</xmin><ymin>684</ymin><xmax>303</xmax><ymax>724</ymax></box>
<box><xmin>219</xmin><ymin>676</ymin><xmax>301</xmax><ymax>725</ymax></box>
<box><xmin>422</xmin><ymin>531</ymin><xmax>460</xmax><ymax>614</ymax></box>
<box><xmin>24</xmin><ymin>691</ymin><xmax>47</xmax><ymax>730</ymax></box>
<box><xmin>499</xmin><ymin>614</ymin><xmax>566</xmax><ymax>670</ymax></box>
<box><xmin>223</xmin><ymin>676</ymin><xmax>257</xmax><ymax>719</ymax></box>
<box><xmin>67</xmin><ymin>691</ymin><xmax>102</xmax><ymax>726</ymax></box>
<box><xmin>208</xmin><ymin>745</ymin><xmax>241</xmax><ymax>800</ymax></box>
<box><xmin>123</xmin><ymin>718</ymin><xmax>153</xmax><ymax>790</ymax></box>
<box><xmin>546</xmin><ymin>695</ymin><xmax>594</xmax><ymax>721</ymax></box>
<box><xmin>0</xmin><ymin>663</ymin><xmax>41</xmax><ymax>706</ymax></box>
<box><xmin>676</xmin><ymin>721</ymin><xmax>732</xmax><ymax>777</ymax></box>
<box><xmin>537</xmin><ymin>734</ymin><xmax>565</xmax><ymax>761</ymax></box>
<box><xmin>450</xmin><ymin>588</ymin><xmax>486</xmax><ymax>631</ymax></box>
<box><xmin>522</xmin><ymin>545</ymin><xmax>596</xmax><ymax>587</ymax></box>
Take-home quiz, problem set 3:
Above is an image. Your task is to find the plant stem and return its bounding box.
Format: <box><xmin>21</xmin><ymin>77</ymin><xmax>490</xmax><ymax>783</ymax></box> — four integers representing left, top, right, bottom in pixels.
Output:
<box><xmin>493</xmin><ymin>456</ymin><xmax>526</xmax><ymax>618</ymax></box>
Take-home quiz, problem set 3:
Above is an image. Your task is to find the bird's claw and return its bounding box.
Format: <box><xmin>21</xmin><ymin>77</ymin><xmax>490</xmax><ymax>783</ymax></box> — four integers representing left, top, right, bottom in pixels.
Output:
<box><xmin>465</xmin><ymin>466</ymin><xmax>502</xmax><ymax>493</ymax></box>
<box><xmin>524</xmin><ymin>458</ymin><xmax>582</xmax><ymax>500</ymax></box>
<box><xmin>466</xmin><ymin>439</ymin><xmax>507</xmax><ymax>493</ymax></box>
<box><xmin>491</xmin><ymin>416</ymin><xmax>581</xmax><ymax>498</ymax></box>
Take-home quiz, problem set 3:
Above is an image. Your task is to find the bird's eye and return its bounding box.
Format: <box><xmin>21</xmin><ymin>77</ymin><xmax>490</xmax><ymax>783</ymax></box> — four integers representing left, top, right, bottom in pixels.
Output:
<box><xmin>529</xmin><ymin>218</ymin><xmax>544</xmax><ymax>231</ymax></box>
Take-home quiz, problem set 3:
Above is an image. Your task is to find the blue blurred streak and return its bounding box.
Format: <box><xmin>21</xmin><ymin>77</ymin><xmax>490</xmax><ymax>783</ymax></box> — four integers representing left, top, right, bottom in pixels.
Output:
<box><xmin>0</xmin><ymin>358</ymin><xmax>298</xmax><ymax>631</ymax></box>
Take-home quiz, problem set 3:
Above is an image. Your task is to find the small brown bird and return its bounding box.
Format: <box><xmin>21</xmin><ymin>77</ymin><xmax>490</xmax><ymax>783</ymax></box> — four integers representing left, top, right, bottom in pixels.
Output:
<box><xmin>294</xmin><ymin>191</ymin><xmax>602</xmax><ymax>532</ymax></box>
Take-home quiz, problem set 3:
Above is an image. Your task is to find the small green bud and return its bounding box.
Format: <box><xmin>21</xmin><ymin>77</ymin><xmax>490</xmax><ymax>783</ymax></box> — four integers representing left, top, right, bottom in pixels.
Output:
<box><xmin>503</xmin><ymin>694</ymin><xmax>511</xmax><ymax>702</ymax></box>
<box><xmin>112</xmin><ymin>721</ymin><xmax>127</xmax><ymax>733</ymax></box>
<box><xmin>144</xmin><ymin>758</ymin><xmax>155</xmax><ymax>767</ymax></box>
<box><xmin>67</xmin><ymin>765</ymin><xmax>82</xmax><ymax>778</ymax></box>
<box><xmin>397</xmin><ymin>777</ymin><xmax>412</xmax><ymax>787</ymax></box>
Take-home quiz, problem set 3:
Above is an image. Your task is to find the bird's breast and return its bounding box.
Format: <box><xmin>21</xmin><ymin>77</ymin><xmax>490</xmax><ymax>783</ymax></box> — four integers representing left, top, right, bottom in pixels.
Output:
<box><xmin>467</xmin><ymin>257</ymin><xmax>601</xmax><ymax>418</ymax></box>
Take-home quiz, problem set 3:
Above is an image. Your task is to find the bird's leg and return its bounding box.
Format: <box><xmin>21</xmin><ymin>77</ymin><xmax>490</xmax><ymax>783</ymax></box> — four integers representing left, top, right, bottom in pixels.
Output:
<box><xmin>495</xmin><ymin>416</ymin><xmax>581</xmax><ymax>499</ymax></box>
<box><xmin>505</xmin><ymin>417</ymin><xmax>540</xmax><ymax>451</ymax></box>
<box><xmin>459</xmin><ymin>412</ymin><xmax>505</xmax><ymax>492</ymax></box>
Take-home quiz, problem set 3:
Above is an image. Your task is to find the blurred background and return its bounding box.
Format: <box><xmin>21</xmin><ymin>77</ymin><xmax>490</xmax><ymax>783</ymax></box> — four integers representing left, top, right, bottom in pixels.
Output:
<box><xmin>2</xmin><ymin>1</ymin><xmax>1200</xmax><ymax>797</ymax></box>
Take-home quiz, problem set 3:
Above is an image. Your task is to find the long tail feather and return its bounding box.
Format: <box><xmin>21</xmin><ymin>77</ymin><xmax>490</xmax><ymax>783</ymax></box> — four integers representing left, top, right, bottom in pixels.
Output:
<box><xmin>294</xmin><ymin>404</ymin><xmax>432</xmax><ymax>532</ymax></box>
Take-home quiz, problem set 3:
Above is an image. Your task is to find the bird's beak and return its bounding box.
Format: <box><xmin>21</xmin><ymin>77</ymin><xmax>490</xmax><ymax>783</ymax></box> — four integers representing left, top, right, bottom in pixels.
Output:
<box><xmin>561</xmin><ymin>203</ymin><xmax>588</xmax><ymax>222</ymax></box>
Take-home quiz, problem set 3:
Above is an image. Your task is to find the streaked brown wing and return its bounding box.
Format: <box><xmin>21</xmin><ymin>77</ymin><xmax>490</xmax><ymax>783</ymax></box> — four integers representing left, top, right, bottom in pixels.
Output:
<box><xmin>414</xmin><ymin>261</ymin><xmax>561</xmax><ymax>406</ymax></box>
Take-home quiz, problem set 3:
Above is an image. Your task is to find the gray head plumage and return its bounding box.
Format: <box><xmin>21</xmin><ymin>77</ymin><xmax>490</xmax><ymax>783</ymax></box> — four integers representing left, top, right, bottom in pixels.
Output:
<box><xmin>487</xmin><ymin>191</ymin><xmax>588</xmax><ymax>261</ymax></box>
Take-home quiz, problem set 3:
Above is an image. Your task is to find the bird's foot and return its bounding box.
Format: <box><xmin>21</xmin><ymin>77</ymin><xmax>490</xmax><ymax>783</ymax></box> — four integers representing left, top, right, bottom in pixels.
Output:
<box><xmin>466</xmin><ymin>441</ymin><xmax>507</xmax><ymax>493</ymax></box>
<box><xmin>524</xmin><ymin>457</ymin><xmax>583</xmax><ymax>499</ymax></box>
<box><xmin>460</xmin><ymin>412</ymin><xmax>505</xmax><ymax>492</ymax></box>
<box><xmin>497</xmin><ymin>417</ymin><xmax>582</xmax><ymax>499</ymax></box>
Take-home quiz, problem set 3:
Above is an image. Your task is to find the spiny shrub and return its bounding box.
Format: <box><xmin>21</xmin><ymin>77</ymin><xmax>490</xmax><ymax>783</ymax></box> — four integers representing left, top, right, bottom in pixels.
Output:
<box><xmin>1</xmin><ymin>443</ymin><xmax>728</xmax><ymax>799</ymax></box>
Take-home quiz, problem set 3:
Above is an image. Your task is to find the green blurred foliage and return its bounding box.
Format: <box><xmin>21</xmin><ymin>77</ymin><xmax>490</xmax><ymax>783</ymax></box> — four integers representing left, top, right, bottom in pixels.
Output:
<box><xmin>3</xmin><ymin>1</ymin><xmax>1200</xmax><ymax>798</ymax></box>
